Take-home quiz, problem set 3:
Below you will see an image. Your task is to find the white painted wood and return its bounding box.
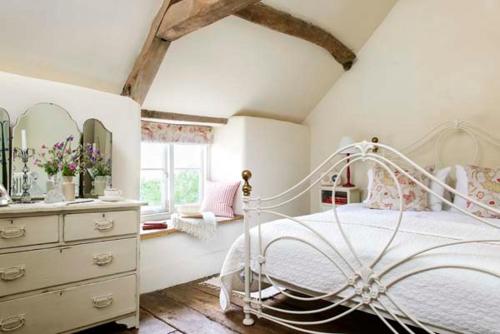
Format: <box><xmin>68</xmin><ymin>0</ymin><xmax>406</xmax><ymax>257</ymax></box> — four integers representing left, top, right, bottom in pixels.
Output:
<box><xmin>0</xmin><ymin>275</ymin><xmax>136</xmax><ymax>334</ymax></box>
<box><xmin>0</xmin><ymin>238</ymin><xmax>136</xmax><ymax>297</ymax></box>
<box><xmin>0</xmin><ymin>216</ymin><xmax>58</xmax><ymax>249</ymax></box>
<box><xmin>64</xmin><ymin>211</ymin><xmax>137</xmax><ymax>241</ymax></box>
<box><xmin>319</xmin><ymin>186</ymin><xmax>361</xmax><ymax>212</ymax></box>
<box><xmin>0</xmin><ymin>201</ymin><xmax>142</xmax><ymax>333</ymax></box>
<box><xmin>0</xmin><ymin>200</ymin><xmax>145</xmax><ymax>216</ymax></box>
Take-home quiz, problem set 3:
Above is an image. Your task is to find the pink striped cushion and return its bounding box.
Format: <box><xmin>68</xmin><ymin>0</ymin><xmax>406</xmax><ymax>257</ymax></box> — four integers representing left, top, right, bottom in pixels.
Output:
<box><xmin>201</xmin><ymin>181</ymin><xmax>240</xmax><ymax>218</ymax></box>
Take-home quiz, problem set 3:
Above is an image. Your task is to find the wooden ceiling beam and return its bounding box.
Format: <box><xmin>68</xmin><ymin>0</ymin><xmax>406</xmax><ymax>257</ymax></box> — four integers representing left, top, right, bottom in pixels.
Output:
<box><xmin>142</xmin><ymin>109</ymin><xmax>228</xmax><ymax>125</ymax></box>
<box><xmin>123</xmin><ymin>0</ymin><xmax>261</xmax><ymax>105</ymax></box>
<box><xmin>157</xmin><ymin>0</ymin><xmax>261</xmax><ymax>41</ymax></box>
<box><xmin>124</xmin><ymin>0</ymin><xmax>356</xmax><ymax>107</ymax></box>
<box><xmin>234</xmin><ymin>3</ymin><xmax>356</xmax><ymax>70</ymax></box>
<box><xmin>122</xmin><ymin>0</ymin><xmax>173</xmax><ymax>105</ymax></box>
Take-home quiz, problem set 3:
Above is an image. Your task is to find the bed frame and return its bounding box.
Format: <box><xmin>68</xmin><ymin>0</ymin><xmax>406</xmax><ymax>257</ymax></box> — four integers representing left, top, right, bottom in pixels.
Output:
<box><xmin>238</xmin><ymin>120</ymin><xmax>500</xmax><ymax>334</ymax></box>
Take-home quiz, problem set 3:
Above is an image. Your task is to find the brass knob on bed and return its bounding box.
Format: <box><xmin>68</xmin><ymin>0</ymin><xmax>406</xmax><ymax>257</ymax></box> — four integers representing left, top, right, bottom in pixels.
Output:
<box><xmin>371</xmin><ymin>137</ymin><xmax>379</xmax><ymax>153</ymax></box>
<box><xmin>242</xmin><ymin>170</ymin><xmax>252</xmax><ymax>196</ymax></box>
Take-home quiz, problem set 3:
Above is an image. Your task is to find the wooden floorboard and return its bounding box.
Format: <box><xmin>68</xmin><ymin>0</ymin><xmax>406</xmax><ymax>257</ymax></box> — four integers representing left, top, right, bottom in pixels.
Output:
<box><xmin>141</xmin><ymin>291</ymin><xmax>237</xmax><ymax>334</ymax></box>
<box><xmin>79</xmin><ymin>279</ymin><xmax>425</xmax><ymax>334</ymax></box>
<box><xmin>163</xmin><ymin>284</ymin><xmax>297</xmax><ymax>334</ymax></box>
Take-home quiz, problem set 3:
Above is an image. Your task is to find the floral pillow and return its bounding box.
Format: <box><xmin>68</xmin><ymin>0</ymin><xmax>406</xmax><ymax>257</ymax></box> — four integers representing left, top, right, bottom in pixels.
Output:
<box><xmin>365</xmin><ymin>165</ymin><xmax>433</xmax><ymax>211</ymax></box>
<box><xmin>464</xmin><ymin>165</ymin><xmax>500</xmax><ymax>219</ymax></box>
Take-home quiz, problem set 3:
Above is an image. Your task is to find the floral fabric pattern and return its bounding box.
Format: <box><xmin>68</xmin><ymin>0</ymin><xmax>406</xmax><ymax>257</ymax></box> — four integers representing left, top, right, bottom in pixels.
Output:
<box><xmin>366</xmin><ymin>165</ymin><xmax>432</xmax><ymax>211</ymax></box>
<box><xmin>141</xmin><ymin>121</ymin><xmax>213</xmax><ymax>144</ymax></box>
<box><xmin>464</xmin><ymin>165</ymin><xmax>500</xmax><ymax>219</ymax></box>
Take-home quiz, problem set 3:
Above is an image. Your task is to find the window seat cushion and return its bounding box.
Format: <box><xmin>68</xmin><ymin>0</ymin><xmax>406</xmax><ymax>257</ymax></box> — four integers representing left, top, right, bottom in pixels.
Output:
<box><xmin>140</xmin><ymin>215</ymin><xmax>243</xmax><ymax>240</ymax></box>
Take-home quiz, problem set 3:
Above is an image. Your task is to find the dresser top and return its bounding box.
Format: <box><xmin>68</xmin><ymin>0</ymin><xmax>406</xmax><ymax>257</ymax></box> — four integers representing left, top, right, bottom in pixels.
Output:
<box><xmin>0</xmin><ymin>199</ymin><xmax>145</xmax><ymax>216</ymax></box>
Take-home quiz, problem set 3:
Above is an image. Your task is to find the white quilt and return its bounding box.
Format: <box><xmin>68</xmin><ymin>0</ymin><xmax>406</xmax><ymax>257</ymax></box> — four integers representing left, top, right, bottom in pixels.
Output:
<box><xmin>220</xmin><ymin>204</ymin><xmax>500</xmax><ymax>334</ymax></box>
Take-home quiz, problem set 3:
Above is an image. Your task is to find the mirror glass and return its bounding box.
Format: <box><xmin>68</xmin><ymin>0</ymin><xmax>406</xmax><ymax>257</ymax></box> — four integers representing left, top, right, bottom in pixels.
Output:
<box><xmin>12</xmin><ymin>103</ymin><xmax>81</xmax><ymax>198</ymax></box>
<box><xmin>0</xmin><ymin>109</ymin><xmax>10</xmax><ymax>193</ymax></box>
<box><xmin>82</xmin><ymin>119</ymin><xmax>112</xmax><ymax>197</ymax></box>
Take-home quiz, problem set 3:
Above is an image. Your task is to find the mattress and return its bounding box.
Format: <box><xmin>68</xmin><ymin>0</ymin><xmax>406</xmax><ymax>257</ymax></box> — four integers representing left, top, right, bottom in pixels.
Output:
<box><xmin>220</xmin><ymin>204</ymin><xmax>500</xmax><ymax>334</ymax></box>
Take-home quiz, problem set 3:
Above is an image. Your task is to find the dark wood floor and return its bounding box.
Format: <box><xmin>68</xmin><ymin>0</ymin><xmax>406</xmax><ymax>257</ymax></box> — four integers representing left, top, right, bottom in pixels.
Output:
<box><xmin>81</xmin><ymin>279</ymin><xmax>424</xmax><ymax>334</ymax></box>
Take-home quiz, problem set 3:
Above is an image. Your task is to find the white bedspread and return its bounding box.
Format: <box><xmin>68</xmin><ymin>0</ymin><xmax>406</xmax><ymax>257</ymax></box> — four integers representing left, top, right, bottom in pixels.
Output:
<box><xmin>220</xmin><ymin>204</ymin><xmax>500</xmax><ymax>334</ymax></box>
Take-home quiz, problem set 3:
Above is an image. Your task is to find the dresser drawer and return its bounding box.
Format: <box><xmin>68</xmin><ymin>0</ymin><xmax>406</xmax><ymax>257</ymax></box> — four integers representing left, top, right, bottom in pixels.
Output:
<box><xmin>64</xmin><ymin>211</ymin><xmax>137</xmax><ymax>242</ymax></box>
<box><xmin>0</xmin><ymin>216</ymin><xmax>58</xmax><ymax>250</ymax></box>
<box><xmin>0</xmin><ymin>275</ymin><xmax>136</xmax><ymax>334</ymax></box>
<box><xmin>0</xmin><ymin>238</ymin><xmax>136</xmax><ymax>297</ymax></box>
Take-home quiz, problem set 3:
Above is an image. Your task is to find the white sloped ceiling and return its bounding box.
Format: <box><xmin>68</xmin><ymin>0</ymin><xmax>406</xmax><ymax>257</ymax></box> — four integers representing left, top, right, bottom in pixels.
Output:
<box><xmin>0</xmin><ymin>0</ymin><xmax>396</xmax><ymax>122</ymax></box>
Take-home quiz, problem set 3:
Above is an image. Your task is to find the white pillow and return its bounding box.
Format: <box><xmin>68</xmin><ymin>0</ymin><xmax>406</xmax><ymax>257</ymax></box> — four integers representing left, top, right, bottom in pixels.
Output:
<box><xmin>363</xmin><ymin>168</ymin><xmax>374</xmax><ymax>203</ymax></box>
<box><xmin>429</xmin><ymin>167</ymin><xmax>452</xmax><ymax>211</ymax></box>
<box><xmin>453</xmin><ymin>165</ymin><xmax>468</xmax><ymax>210</ymax></box>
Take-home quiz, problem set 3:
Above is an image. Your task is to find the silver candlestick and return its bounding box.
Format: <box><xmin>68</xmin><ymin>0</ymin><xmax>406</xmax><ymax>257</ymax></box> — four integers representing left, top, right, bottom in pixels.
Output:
<box><xmin>16</xmin><ymin>148</ymin><xmax>35</xmax><ymax>203</ymax></box>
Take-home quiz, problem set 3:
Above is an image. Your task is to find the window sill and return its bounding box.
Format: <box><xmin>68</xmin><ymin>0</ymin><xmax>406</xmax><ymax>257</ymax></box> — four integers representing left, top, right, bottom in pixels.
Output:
<box><xmin>140</xmin><ymin>215</ymin><xmax>243</xmax><ymax>240</ymax></box>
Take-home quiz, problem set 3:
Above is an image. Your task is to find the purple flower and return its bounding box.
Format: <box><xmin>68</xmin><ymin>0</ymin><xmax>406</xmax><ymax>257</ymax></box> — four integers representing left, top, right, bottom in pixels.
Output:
<box><xmin>67</xmin><ymin>135</ymin><xmax>74</xmax><ymax>142</ymax></box>
<box><xmin>69</xmin><ymin>162</ymin><xmax>77</xmax><ymax>171</ymax></box>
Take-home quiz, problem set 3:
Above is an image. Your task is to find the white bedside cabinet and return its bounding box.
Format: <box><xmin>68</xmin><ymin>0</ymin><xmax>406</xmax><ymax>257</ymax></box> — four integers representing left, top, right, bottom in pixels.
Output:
<box><xmin>320</xmin><ymin>186</ymin><xmax>361</xmax><ymax>212</ymax></box>
<box><xmin>0</xmin><ymin>200</ymin><xmax>143</xmax><ymax>334</ymax></box>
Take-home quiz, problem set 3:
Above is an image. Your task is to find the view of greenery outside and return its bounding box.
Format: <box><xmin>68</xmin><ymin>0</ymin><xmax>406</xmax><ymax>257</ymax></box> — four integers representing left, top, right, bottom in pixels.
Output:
<box><xmin>140</xmin><ymin>143</ymin><xmax>204</xmax><ymax>212</ymax></box>
<box><xmin>140</xmin><ymin>177</ymin><xmax>162</xmax><ymax>208</ymax></box>
<box><xmin>174</xmin><ymin>169</ymin><xmax>200</xmax><ymax>205</ymax></box>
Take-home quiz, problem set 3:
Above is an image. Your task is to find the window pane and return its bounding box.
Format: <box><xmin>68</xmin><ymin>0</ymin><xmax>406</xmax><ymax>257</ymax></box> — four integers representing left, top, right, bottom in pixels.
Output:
<box><xmin>174</xmin><ymin>169</ymin><xmax>200</xmax><ymax>205</ymax></box>
<box><xmin>140</xmin><ymin>170</ymin><xmax>167</xmax><ymax>211</ymax></box>
<box><xmin>141</xmin><ymin>142</ymin><xmax>165</xmax><ymax>169</ymax></box>
<box><xmin>174</xmin><ymin>144</ymin><xmax>203</xmax><ymax>169</ymax></box>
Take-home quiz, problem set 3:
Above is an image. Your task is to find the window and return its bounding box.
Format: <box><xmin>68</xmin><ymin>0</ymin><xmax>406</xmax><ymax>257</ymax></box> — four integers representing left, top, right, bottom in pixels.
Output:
<box><xmin>140</xmin><ymin>143</ymin><xmax>207</xmax><ymax>216</ymax></box>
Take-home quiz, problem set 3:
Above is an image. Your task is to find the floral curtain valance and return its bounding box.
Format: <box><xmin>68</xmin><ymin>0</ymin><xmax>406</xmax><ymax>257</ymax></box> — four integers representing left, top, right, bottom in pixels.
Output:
<box><xmin>141</xmin><ymin>120</ymin><xmax>213</xmax><ymax>144</ymax></box>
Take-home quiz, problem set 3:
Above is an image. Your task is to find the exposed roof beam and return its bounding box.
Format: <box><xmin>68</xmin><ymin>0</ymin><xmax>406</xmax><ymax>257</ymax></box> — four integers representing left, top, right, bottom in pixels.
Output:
<box><xmin>157</xmin><ymin>0</ymin><xmax>261</xmax><ymax>41</ymax></box>
<box><xmin>234</xmin><ymin>3</ymin><xmax>356</xmax><ymax>70</ymax></box>
<box><xmin>122</xmin><ymin>0</ymin><xmax>173</xmax><ymax>105</ymax></box>
<box><xmin>123</xmin><ymin>0</ymin><xmax>261</xmax><ymax>105</ymax></box>
<box><xmin>142</xmin><ymin>109</ymin><xmax>228</xmax><ymax>126</ymax></box>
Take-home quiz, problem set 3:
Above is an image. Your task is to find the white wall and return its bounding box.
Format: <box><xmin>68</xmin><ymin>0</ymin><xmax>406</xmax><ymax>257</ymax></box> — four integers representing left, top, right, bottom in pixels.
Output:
<box><xmin>140</xmin><ymin>221</ymin><xmax>243</xmax><ymax>292</ymax></box>
<box><xmin>243</xmin><ymin>116</ymin><xmax>310</xmax><ymax>217</ymax></box>
<box><xmin>211</xmin><ymin>116</ymin><xmax>310</xmax><ymax>218</ymax></box>
<box><xmin>210</xmin><ymin>117</ymin><xmax>246</xmax><ymax>214</ymax></box>
<box><xmin>0</xmin><ymin>71</ymin><xmax>141</xmax><ymax>198</ymax></box>
<box><xmin>305</xmin><ymin>0</ymin><xmax>500</xmax><ymax>211</ymax></box>
<box><xmin>142</xmin><ymin>116</ymin><xmax>310</xmax><ymax>292</ymax></box>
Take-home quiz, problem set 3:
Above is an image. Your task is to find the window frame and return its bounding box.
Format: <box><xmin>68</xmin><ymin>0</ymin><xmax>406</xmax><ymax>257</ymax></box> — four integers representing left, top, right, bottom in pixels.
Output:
<box><xmin>140</xmin><ymin>142</ymin><xmax>208</xmax><ymax>219</ymax></box>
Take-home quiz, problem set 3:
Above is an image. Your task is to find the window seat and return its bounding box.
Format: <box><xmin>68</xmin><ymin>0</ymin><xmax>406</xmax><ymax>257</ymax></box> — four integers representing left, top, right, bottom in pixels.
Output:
<box><xmin>140</xmin><ymin>215</ymin><xmax>243</xmax><ymax>240</ymax></box>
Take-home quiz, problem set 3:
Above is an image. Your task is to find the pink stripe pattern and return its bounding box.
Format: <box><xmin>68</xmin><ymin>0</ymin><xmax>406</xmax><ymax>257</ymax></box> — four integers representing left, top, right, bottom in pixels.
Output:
<box><xmin>201</xmin><ymin>181</ymin><xmax>241</xmax><ymax>218</ymax></box>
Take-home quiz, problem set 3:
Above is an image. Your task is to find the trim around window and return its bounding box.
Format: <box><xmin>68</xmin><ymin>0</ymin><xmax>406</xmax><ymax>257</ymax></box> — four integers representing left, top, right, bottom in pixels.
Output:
<box><xmin>140</xmin><ymin>143</ymin><xmax>208</xmax><ymax>218</ymax></box>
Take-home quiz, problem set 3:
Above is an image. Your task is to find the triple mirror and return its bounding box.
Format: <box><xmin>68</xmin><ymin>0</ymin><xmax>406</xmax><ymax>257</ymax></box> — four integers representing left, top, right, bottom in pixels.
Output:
<box><xmin>8</xmin><ymin>103</ymin><xmax>112</xmax><ymax>200</ymax></box>
<box><xmin>0</xmin><ymin>108</ymin><xmax>10</xmax><ymax>193</ymax></box>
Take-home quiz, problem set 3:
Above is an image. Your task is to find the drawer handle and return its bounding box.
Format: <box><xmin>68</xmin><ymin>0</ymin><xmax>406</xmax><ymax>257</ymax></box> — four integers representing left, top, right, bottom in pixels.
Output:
<box><xmin>93</xmin><ymin>253</ymin><xmax>113</xmax><ymax>266</ymax></box>
<box><xmin>0</xmin><ymin>266</ymin><xmax>25</xmax><ymax>281</ymax></box>
<box><xmin>92</xmin><ymin>294</ymin><xmax>113</xmax><ymax>309</ymax></box>
<box><xmin>0</xmin><ymin>226</ymin><xmax>25</xmax><ymax>239</ymax></box>
<box><xmin>0</xmin><ymin>314</ymin><xmax>25</xmax><ymax>332</ymax></box>
<box><xmin>95</xmin><ymin>219</ymin><xmax>114</xmax><ymax>232</ymax></box>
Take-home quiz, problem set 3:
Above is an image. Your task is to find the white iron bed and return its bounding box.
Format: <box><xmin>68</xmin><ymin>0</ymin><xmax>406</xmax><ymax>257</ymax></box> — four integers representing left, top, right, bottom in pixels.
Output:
<box><xmin>219</xmin><ymin>121</ymin><xmax>500</xmax><ymax>334</ymax></box>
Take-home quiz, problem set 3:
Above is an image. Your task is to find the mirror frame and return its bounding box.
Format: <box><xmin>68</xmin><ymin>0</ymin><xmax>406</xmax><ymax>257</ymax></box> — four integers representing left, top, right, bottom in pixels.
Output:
<box><xmin>81</xmin><ymin>118</ymin><xmax>113</xmax><ymax>198</ymax></box>
<box><xmin>0</xmin><ymin>107</ymin><xmax>11</xmax><ymax>194</ymax></box>
<box><xmin>11</xmin><ymin>102</ymin><xmax>82</xmax><ymax>199</ymax></box>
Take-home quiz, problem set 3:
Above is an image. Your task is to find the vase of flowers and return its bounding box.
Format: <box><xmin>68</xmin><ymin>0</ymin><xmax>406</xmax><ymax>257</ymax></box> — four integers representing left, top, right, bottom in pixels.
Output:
<box><xmin>34</xmin><ymin>144</ymin><xmax>60</xmax><ymax>193</ymax></box>
<box><xmin>61</xmin><ymin>162</ymin><xmax>78</xmax><ymax>201</ymax></box>
<box><xmin>35</xmin><ymin>135</ymin><xmax>81</xmax><ymax>202</ymax></box>
<box><xmin>82</xmin><ymin>144</ymin><xmax>111</xmax><ymax>196</ymax></box>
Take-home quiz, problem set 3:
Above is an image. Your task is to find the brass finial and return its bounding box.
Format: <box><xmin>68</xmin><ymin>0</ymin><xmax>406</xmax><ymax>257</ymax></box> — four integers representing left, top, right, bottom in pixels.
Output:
<box><xmin>242</xmin><ymin>170</ymin><xmax>252</xmax><ymax>196</ymax></box>
<box><xmin>371</xmin><ymin>137</ymin><xmax>379</xmax><ymax>153</ymax></box>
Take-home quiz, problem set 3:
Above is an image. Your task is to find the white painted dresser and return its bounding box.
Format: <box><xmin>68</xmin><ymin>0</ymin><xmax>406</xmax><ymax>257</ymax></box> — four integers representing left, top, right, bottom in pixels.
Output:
<box><xmin>0</xmin><ymin>200</ymin><xmax>143</xmax><ymax>334</ymax></box>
